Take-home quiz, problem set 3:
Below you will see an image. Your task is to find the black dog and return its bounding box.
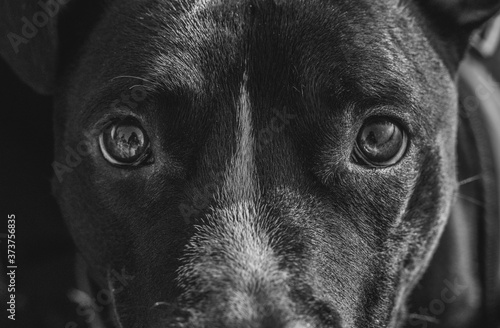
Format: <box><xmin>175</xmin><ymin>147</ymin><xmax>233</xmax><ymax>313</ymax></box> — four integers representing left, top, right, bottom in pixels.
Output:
<box><xmin>1</xmin><ymin>0</ymin><xmax>500</xmax><ymax>327</ymax></box>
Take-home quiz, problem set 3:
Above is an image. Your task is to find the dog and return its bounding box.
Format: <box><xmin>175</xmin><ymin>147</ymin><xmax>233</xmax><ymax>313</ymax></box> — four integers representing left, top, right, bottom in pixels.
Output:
<box><xmin>1</xmin><ymin>0</ymin><xmax>500</xmax><ymax>327</ymax></box>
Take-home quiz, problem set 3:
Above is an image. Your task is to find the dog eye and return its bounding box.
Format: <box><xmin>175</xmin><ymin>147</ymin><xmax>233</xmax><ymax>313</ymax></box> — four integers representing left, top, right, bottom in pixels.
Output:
<box><xmin>352</xmin><ymin>118</ymin><xmax>408</xmax><ymax>167</ymax></box>
<box><xmin>99</xmin><ymin>117</ymin><xmax>151</xmax><ymax>166</ymax></box>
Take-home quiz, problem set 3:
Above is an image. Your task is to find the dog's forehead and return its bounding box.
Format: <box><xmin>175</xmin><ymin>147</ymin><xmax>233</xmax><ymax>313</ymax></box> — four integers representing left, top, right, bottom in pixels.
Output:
<box><xmin>90</xmin><ymin>0</ymin><xmax>428</xmax><ymax>100</ymax></box>
<box><xmin>72</xmin><ymin>0</ymin><xmax>455</xmax><ymax>139</ymax></box>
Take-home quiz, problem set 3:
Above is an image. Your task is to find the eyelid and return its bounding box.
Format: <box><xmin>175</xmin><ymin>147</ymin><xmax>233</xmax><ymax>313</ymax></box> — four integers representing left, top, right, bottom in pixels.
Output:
<box><xmin>81</xmin><ymin>79</ymin><xmax>160</xmax><ymax>127</ymax></box>
<box><xmin>90</xmin><ymin>112</ymin><xmax>146</xmax><ymax>137</ymax></box>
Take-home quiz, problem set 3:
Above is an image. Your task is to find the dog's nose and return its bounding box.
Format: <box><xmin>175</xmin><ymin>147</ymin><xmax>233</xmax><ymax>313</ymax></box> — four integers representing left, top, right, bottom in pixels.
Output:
<box><xmin>149</xmin><ymin>301</ymin><xmax>312</xmax><ymax>328</ymax></box>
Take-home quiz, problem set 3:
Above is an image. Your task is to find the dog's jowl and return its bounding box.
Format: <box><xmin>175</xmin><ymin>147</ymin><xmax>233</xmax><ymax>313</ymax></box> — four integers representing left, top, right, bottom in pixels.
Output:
<box><xmin>2</xmin><ymin>0</ymin><xmax>500</xmax><ymax>327</ymax></box>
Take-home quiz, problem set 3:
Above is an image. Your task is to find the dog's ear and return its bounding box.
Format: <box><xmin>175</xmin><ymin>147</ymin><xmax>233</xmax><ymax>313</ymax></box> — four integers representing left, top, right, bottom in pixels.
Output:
<box><xmin>0</xmin><ymin>1</ymin><xmax>68</xmax><ymax>95</ymax></box>
<box><xmin>424</xmin><ymin>0</ymin><xmax>500</xmax><ymax>28</ymax></box>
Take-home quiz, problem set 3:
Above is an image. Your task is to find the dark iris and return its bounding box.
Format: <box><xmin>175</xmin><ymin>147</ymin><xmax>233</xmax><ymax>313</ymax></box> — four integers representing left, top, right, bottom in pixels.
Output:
<box><xmin>99</xmin><ymin>117</ymin><xmax>150</xmax><ymax>166</ymax></box>
<box><xmin>353</xmin><ymin>118</ymin><xmax>408</xmax><ymax>167</ymax></box>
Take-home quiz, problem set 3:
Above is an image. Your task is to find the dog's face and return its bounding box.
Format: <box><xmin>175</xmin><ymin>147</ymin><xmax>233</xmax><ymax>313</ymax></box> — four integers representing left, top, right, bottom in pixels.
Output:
<box><xmin>2</xmin><ymin>0</ymin><xmax>499</xmax><ymax>327</ymax></box>
<box><xmin>53</xmin><ymin>1</ymin><xmax>460</xmax><ymax>327</ymax></box>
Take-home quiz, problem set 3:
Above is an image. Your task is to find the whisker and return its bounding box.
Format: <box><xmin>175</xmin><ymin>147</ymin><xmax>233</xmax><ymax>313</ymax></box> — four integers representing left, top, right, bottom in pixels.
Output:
<box><xmin>457</xmin><ymin>193</ymin><xmax>484</xmax><ymax>207</ymax></box>
<box><xmin>408</xmin><ymin>313</ymin><xmax>439</xmax><ymax>324</ymax></box>
<box><xmin>458</xmin><ymin>174</ymin><xmax>482</xmax><ymax>186</ymax></box>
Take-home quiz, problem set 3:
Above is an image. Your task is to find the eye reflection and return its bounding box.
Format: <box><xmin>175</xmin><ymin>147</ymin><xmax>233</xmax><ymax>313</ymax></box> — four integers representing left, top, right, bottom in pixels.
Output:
<box><xmin>353</xmin><ymin>118</ymin><xmax>408</xmax><ymax>168</ymax></box>
<box><xmin>99</xmin><ymin>117</ymin><xmax>151</xmax><ymax>166</ymax></box>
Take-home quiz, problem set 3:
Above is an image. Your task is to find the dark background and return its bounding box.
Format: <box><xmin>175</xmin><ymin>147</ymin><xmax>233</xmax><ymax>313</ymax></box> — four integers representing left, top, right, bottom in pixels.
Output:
<box><xmin>0</xmin><ymin>59</ymin><xmax>85</xmax><ymax>327</ymax></box>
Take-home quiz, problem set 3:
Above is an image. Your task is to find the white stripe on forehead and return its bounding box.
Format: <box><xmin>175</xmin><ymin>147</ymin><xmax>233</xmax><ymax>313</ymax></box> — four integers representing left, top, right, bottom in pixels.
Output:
<box><xmin>223</xmin><ymin>71</ymin><xmax>256</xmax><ymax>200</ymax></box>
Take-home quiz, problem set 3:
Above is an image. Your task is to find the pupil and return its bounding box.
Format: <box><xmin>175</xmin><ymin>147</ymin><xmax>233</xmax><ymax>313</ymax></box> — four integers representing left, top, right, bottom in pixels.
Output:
<box><xmin>99</xmin><ymin>117</ymin><xmax>151</xmax><ymax>166</ymax></box>
<box><xmin>114</xmin><ymin>126</ymin><xmax>144</xmax><ymax>158</ymax></box>
<box><xmin>354</xmin><ymin>118</ymin><xmax>407</xmax><ymax>167</ymax></box>
<box><xmin>366</xmin><ymin>123</ymin><xmax>394</xmax><ymax>147</ymax></box>
<box><xmin>108</xmin><ymin>123</ymin><xmax>147</xmax><ymax>162</ymax></box>
<box><xmin>359</xmin><ymin>120</ymin><xmax>402</xmax><ymax>162</ymax></box>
